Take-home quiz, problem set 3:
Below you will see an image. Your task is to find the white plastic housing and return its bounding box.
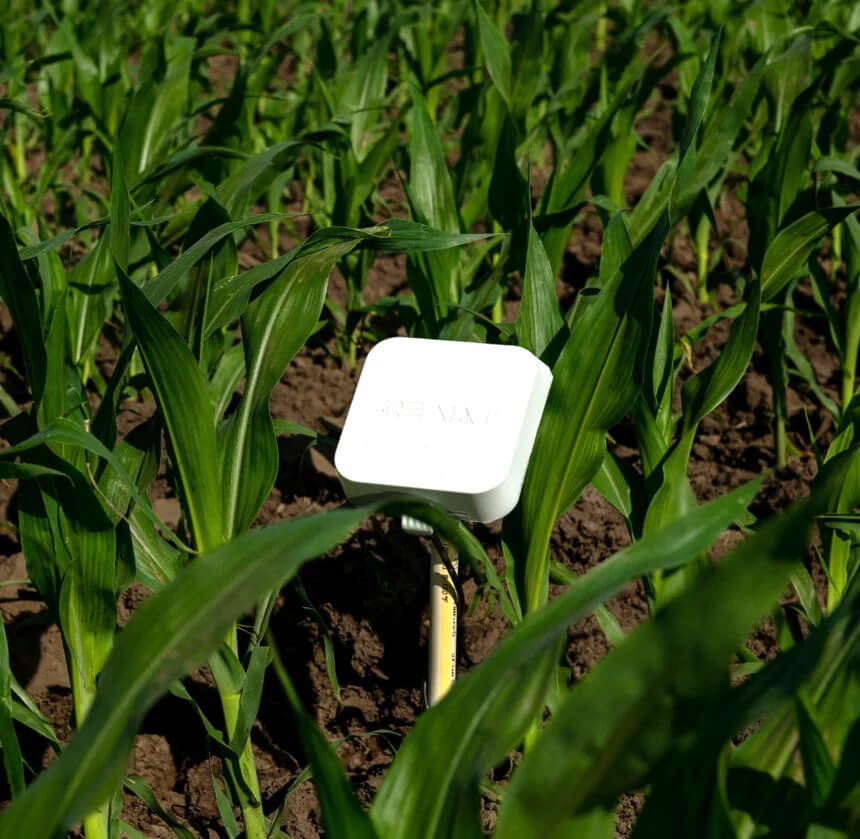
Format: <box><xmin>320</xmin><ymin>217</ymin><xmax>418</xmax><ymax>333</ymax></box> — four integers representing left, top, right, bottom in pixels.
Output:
<box><xmin>335</xmin><ymin>337</ymin><xmax>552</xmax><ymax>522</ymax></box>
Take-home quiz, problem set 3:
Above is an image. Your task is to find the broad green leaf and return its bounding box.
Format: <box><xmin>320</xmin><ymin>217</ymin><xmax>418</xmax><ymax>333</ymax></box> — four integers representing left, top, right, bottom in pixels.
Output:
<box><xmin>120</xmin><ymin>37</ymin><xmax>194</xmax><ymax>175</ymax></box>
<box><xmin>35</xmin><ymin>285</ymin><xmax>71</xmax><ymax>429</ymax></box>
<box><xmin>408</xmin><ymin>84</ymin><xmax>460</xmax><ymax>236</ymax></box>
<box><xmin>367</xmin><ymin>218</ymin><xmax>487</xmax><ymax>252</ymax></box>
<box><xmin>209</xmin><ymin>341</ymin><xmax>246</xmax><ymax>421</ymax></box>
<box><xmin>674</xmin><ymin>54</ymin><xmax>766</xmax><ymax>217</ymax></box>
<box><xmin>0</xmin><ymin>500</ymin><xmax>485</xmax><ymax>837</ymax></box>
<box><xmin>343</xmin><ymin>37</ymin><xmax>390</xmax><ymax>163</ymax></box>
<box><xmin>475</xmin><ymin>0</ymin><xmax>512</xmax><ymax>109</ymax></box>
<box><xmin>669</xmin><ymin>28</ymin><xmax>719</xmax><ymax>223</ymax></box>
<box><xmin>128</xmin><ymin>505</ymin><xmax>183</xmax><ymax>590</ymax></box>
<box><xmin>371</xmin><ymin>477</ymin><xmax>764</xmax><ymax>839</ymax></box>
<box><xmin>66</xmin><ymin>234</ymin><xmax>113</xmax><ymax>369</ymax></box>
<box><xmin>630</xmin><ymin>575</ymin><xmax>858</xmax><ymax>837</ymax></box>
<box><xmin>272</xmin><ymin>419</ymin><xmax>319</xmax><ymax>439</ymax></box>
<box><xmin>488</xmin><ymin>114</ymin><xmax>528</xmax><ymax>231</ymax></box>
<box><xmin>118</xmin><ymin>267</ymin><xmax>222</xmax><ymax>552</ymax></box>
<box><xmin>0</xmin><ymin>461</ymin><xmax>68</xmax><ymax>480</ymax></box>
<box><xmin>761</xmin><ymin>206</ymin><xmax>860</xmax><ymax>301</ymax></box>
<box><xmin>110</xmin><ymin>144</ymin><xmax>130</xmax><ymax>273</ymax></box>
<box><xmin>221</xmin><ymin>236</ymin><xmax>358</xmax><ymax>536</ymax></box>
<box><xmin>796</xmin><ymin>697</ymin><xmax>837</xmax><ymax>809</ymax></box>
<box><xmin>516</xmin><ymin>221</ymin><xmax>563</xmax><ymax>361</ymax></box>
<box><xmin>681</xmin><ymin>281</ymin><xmax>761</xmax><ymax>432</ymax></box>
<box><xmin>748</xmin><ymin>87</ymin><xmax>815</xmax><ymax>270</ymax></box>
<box><xmin>0</xmin><ymin>505</ymin><xmax>371</xmax><ymax>838</ymax></box>
<box><xmin>408</xmin><ymin>83</ymin><xmax>462</xmax><ymax>312</ymax></box>
<box><xmin>204</xmin><ymin>221</ymin><xmax>490</xmax><ymax>338</ymax></box>
<box><xmin>58</xmin><ymin>505</ymin><xmax>116</xmax><ymax>708</ymax></box>
<box><xmin>96</xmin><ymin>419</ymin><xmax>160</xmax><ymax>528</ymax></box>
<box><xmin>540</xmin><ymin>84</ymin><xmax>631</xmax><ymax>275</ymax></box>
<box><xmin>495</xmin><ymin>502</ymin><xmax>814</xmax><ymax>838</ymax></box>
<box><xmin>590</xmin><ymin>449</ymin><xmax>634</xmax><ymax>523</ymax></box>
<box><xmin>172</xmin><ymin>198</ymin><xmax>237</xmax><ymax>357</ymax></box>
<box><xmin>142</xmin><ymin>213</ymin><xmax>288</xmax><ymax>306</ymax></box>
<box><xmin>216</xmin><ymin>139</ymin><xmax>302</xmax><ymax>218</ymax></box>
<box><xmin>0</xmin><ymin>417</ymin><xmax>183</xmax><ymax>554</ymax></box>
<box><xmin>16</xmin><ymin>479</ymin><xmax>67</xmax><ymax>612</ymax></box>
<box><xmin>229</xmin><ymin>646</ymin><xmax>272</xmax><ymax>753</ymax></box>
<box><xmin>508</xmin><ymin>217</ymin><xmax>666</xmax><ymax>614</ymax></box>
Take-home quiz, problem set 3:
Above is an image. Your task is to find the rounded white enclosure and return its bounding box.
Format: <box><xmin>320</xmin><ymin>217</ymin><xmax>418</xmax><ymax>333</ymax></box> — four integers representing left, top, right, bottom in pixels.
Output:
<box><xmin>335</xmin><ymin>337</ymin><xmax>552</xmax><ymax>522</ymax></box>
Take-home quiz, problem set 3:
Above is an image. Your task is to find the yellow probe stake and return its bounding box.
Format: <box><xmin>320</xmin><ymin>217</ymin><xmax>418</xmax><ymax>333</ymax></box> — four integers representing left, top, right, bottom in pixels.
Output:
<box><xmin>428</xmin><ymin>539</ymin><xmax>458</xmax><ymax>705</ymax></box>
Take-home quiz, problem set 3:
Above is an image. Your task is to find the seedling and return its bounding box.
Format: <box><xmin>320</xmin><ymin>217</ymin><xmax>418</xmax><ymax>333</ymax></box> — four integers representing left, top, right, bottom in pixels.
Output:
<box><xmin>336</xmin><ymin>337</ymin><xmax>551</xmax><ymax>701</ymax></box>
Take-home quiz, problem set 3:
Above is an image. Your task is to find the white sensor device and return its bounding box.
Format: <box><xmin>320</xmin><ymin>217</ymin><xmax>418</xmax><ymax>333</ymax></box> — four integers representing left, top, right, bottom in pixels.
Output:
<box><xmin>335</xmin><ymin>337</ymin><xmax>552</xmax><ymax>522</ymax></box>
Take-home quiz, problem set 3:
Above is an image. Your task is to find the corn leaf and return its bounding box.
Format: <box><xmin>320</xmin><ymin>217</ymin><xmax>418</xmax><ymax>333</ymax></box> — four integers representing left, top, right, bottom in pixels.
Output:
<box><xmin>118</xmin><ymin>267</ymin><xmax>222</xmax><ymax>552</ymax></box>
<box><xmin>474</xmin><ymin>0</ymin><xmax>512</xmax><ymax>110</ymax></box>
<box><xmin>0</xmin><ymin>620</ymin><xmax>24</xmax><ymax>798</ymax></box>
<box><xmin>221</xmin><ymin>236</ymin><xmax>363</xmax><ymax>536</ymax></box>
<box><xmin>761</xmin><ymin>206</ymin><xmax>860</xmax><ymax>301</ymax></box>
<box><xmin>0</xmin><ymin>505</ymin><xmax>374</xmax><ymax>838</ymax></box>
<box><xmin>495</xmin><ymin>502</ymin><xmax>814</xmax><ymax>838</ymax></box>
<box><xmin>370</xmin><ymin>477</ymin><xmax>763</xmax><ymax>839</ymax></box>
<box><xmin>0</xmin><ymin>214</ymin><xmax>47</xmax><ymax>404</ymax></box>
<box><xmin>507</xmin><ymin>217</ymin><xmax>666</xmax><ymax>614</ymax></box>
<box><xmin>516</xmin><ymin>220</ymin><xmax>563</xmax><ymax>361</ymax></box>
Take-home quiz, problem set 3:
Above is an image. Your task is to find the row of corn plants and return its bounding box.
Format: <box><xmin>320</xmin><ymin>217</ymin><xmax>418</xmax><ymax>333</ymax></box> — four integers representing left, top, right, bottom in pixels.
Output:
<box><xmin>0</xmin><ymin>0</ymin><xmax>858</xmax><ymax>836</ymax></box>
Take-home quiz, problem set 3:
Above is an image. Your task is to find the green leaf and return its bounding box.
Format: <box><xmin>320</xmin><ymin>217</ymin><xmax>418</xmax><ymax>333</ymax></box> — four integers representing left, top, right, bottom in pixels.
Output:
<box><xmin>0</xmin><ymin>214</ymin><xmax>46</xmax><ymax>404</ymax></box>
<box><xmin>216</xmin><ymin>140</ymin><xmax>302</xmax><ymax>218</ymax></box>
<box><xmin>408</xmin><ymin>84</ymin><xmax>460</xmax><ymax>236</ymax></box>
<box><xmin>343</xmin><ymin>37</ymin><xmax>390</xmax><ymax>164</ymax></box>
<box><xmin>110</xmin><ymin>144</ymin><xmax>130</xmax><ymax>274</ymax></box>
<box><xmin>488</xmin><ymin>114</ymin><xmax>528</xmax><ymax>231</ymax></box>
<box><xmin>508</xmin><ymin>217</ymin><xmax>666</xmax><ymax>614</ymax></box>
<box><xmin>796</xmin><ymin>697</ymin><xmax>837</xmax><ymax>809</ymax></box>
<box><xmin>762</xmin><ymin>206</ymin><xmax>860</xmax><ymax>301</ymax></box>
<box><xmin>539</xmin><ymin>84</ymin><xmax>630</xmax><ymax>275</ymax></box>
<box><xmin>66</xmin><ymin>234</ymin><xmax>114</xmax><ymax>369</ymax></box>
<box><xmin>366</xmin><ymin>218</ymin><xmax>487</xmax><ymax>252</ymax></box>
<box><xmin>407</xmin><ymin>83</ymin><xmax>462</xmax><ymax>313</ymax></box>
<box><xmin>120</xmin><ymin>37</ymin><xmax>194</xmax><ymax>176</ymax></box>
<box><xmin>371</xmin><ymin>477</ymin><xmax>764</xmax><ymax>839</ymax></box>
<box><xmin>221</xmin><ymin>236</ymin><xmax>359</xmax><ymax>536</ymax></box>
<box><xmin>0</xmin><ymin>620</ymin><xmax>24</xmax><ymax>798</ymax></box>
<box><xmin>0</xmin><ymin>462</ymin><xmax>68</xmax><ymax>480</ymax></box>
<box><xmin>0</xmin><ymin>505</ymin><xmax>373</xmax><ymax>838</ymax></box>
<box><xmin>229</xmin><ymin>646</ymin><xmax>272</xmax><ymax>754</ymax></box>
<box><xmin>474</xmin><ymin>0</ymin><xmax>512</xmax><ymax>109</ymax></box>
<box><xmin>516</xmin><ymin>221</ymin><xmax>563</xmax><ymax>361</ymax></box>
<box><xmin>142</xmin><ymin>213</ymin><xmax>288</xmax><ymax>306</ymax></box>
<box><xmin>495</xmin><ymin>502</ymin><xmax>814</xmax><ymax>838</ymax></box>
<box><xmin>682</xmin><ymin>281</ymin><xmax>761</xmax><ymax>432</ymax></box>
<box><xmin>118</xmin><ymin>267</ymin><xmax>222</xmax><ymax>552</ymax></box>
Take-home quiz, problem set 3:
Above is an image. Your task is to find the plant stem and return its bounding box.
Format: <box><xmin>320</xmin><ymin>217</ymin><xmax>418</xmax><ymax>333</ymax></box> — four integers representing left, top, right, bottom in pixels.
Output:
<box><xmin>695</xmin><ymin>215</ymin><xmax>710</xmax><ymax>304</ymax></box>
<box><xmin>775</xmin><ymin>415</ymin><xmax>787</xmax><ymax>468</ymax></box>
<box><xmin>72</xmin><ymin>666</ymin><xmax>110</xmax><ymax>839</ymax></box>
<box><xmin>220</xmin><ymin>623</ymin><xmax>267</xmax><ymax>839</ymax></box>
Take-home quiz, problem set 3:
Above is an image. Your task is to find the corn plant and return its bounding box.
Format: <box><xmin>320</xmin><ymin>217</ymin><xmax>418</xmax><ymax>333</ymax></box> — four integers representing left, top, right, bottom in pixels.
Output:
<box><xmin>1</xmin><ymin>468</ymin><xmax>857</xmax><ymax>837</ymax></box>
<box><xmin>1</xmin><ymin>1</ymin><xmax>859</xmax><ymax>836</ymax></box>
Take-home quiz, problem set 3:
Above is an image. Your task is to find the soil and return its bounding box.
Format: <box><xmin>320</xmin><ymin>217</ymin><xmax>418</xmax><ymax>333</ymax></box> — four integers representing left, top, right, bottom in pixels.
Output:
<box><xmin>0</xmin><ymin>50</ymin><xmax>846</xmax><ymax>839</ymax></box>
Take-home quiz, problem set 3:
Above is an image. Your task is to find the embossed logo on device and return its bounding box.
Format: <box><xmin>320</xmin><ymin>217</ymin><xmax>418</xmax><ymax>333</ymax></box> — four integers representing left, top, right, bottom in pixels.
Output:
<box><xmin>381</xmin><ymin>400</ymin><xmax>490</xmax><ymax>425</ymax></box>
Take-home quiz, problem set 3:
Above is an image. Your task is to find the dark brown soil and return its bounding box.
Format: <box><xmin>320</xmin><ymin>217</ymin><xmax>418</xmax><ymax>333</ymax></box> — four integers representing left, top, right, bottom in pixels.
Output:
<box><xmin>0</xmin><ymin>63</ymin><xmax>839</xmax><ymax>839</ymax></box>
